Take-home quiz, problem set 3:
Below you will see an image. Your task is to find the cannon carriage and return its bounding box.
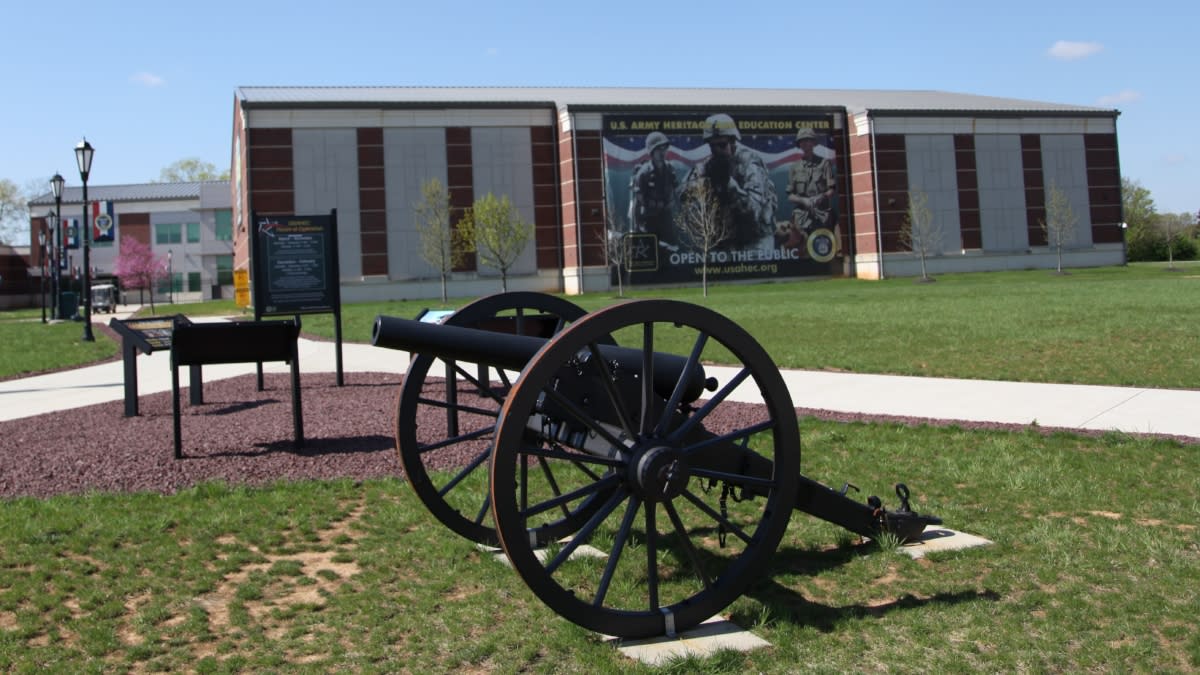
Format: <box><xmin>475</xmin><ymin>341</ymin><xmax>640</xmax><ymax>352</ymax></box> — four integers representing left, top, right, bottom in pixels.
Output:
<box><xmin>372</xmin><ymin>292</ymin><xmax>940</xmax><ymax>639</ymax></box>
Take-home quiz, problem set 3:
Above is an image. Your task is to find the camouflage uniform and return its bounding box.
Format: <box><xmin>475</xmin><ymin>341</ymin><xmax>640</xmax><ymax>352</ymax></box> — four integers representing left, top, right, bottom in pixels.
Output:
<box><xmin>787</xmin><ymin>132</ymin><xmax>836</xmax><ymax>233</ymax></box>
<box><xmin>628</xmin><ymin>151</ymin><xmax>680</xmax><ymax>246</ymax></box>
<box><xmin>682</xmin><ymin>119</ymin><xmax>777</xmax><ymax>250</ymax></box>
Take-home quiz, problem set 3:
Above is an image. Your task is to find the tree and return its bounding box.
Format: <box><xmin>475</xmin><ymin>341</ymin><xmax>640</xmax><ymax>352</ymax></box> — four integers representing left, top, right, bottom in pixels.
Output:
<box><xmin>0</xmin><ymin>178</ymin><xmax>29</xmax><ymax>246</ymax></box>
<box><xmin>1040</xmin><ymin>182</ymin><xmax>1077</xmax><ymax>274</ymax></box>
<box><xmin>1156</xmin><ymin>212</ymin><xmax>1196</xmax><ymax>270</ymax></box>
<box><xmin>899</xmin><ymin>189</ymin><xmax>942</xmax><ymax>282</ymax></box>
<box><xmin>1120</xmin><ymin>177</ymin><xmax>1156</xmax><ymax>229</ymax></box>
<box><xmin>155</xmin><ymin>158</ymin><xmax>229</xmax><ymax>183</ymax></box>
<box><xmin>456</xmin><ymin>193</ymin><xmax>533</xmax><ymax>292</ymax></box>
<box><xmin>599</xmin><ymin>213</ymin><xmax>635</xmax><ymax>298</ymax></box>
<box><xmin>413</xmin><ymin>178</ymin><xmax>473</xmax><ymax>302</ymax></box>
<box><xmin>676</xmin><ymin>180</ymin><xmax>732</xmax><ymax>297</ymax></box>
<box><xmin>1121</xmin><ymin>177</ymin><xmax>1159</xmax><ymax>262</ymax></box>
<box><xmin>113</xmin><ymin>237</ymin><xmax>168</xmax><ymax>313</ymax></box>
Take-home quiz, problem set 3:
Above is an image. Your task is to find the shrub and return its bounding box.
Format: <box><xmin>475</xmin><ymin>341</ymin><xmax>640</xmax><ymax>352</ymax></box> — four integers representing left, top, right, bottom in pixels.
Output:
<box><xmin>1126</xmin><ymin>224</ymin><xmax>1198</xmax><ymax>262</ymax></box>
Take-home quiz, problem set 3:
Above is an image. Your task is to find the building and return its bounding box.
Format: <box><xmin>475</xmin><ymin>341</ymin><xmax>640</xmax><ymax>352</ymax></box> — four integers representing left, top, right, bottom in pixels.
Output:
<box><xmin>226</xmin><ymin>86</ymin><xmax>1119</xmax><ymax>298</ymax></box>
<box><xmin>27</xmin><ymin>181</ymin><xmax>234</xmax><ymax>306</ymax></box>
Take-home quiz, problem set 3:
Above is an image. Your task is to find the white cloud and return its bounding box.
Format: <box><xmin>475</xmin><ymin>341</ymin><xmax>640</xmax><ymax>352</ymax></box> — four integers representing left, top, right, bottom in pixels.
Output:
<box><xmin>130</xmin><ymin>72</ymin><xmax>165</xmax><ymax>87</ymax></box>
<box><xmin>484</xmin><ymin>47</ymin><xmax>499</xmax><ymax>57</ymax></box>
<box><xmin>1096</xmin><ymin>89</ymin><xmax>1142</xmax><ymax>106</ymax></box>
<box><xmin>1047</xmin><ymin>40</ymin><xmax>1103</xmax><ymax>60</ymax></box>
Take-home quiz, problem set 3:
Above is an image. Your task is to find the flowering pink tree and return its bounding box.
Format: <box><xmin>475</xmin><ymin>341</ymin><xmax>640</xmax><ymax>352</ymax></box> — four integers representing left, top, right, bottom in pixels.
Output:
<box><xmin>113</xmin><ymin>238</ymin><xmax>168</xmax><ymax>313</ymax></box>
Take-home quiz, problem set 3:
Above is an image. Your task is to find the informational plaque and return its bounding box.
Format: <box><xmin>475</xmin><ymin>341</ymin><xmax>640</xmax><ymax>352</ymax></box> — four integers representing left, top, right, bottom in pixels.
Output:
<box><xmin>249</xmin><ymin>210</ymin><xmax>345</xmax><ymax>386</ymax></box>
<box><xmin>109</xmin><ymin>315</ymin><xmax>190</xmax><ymax>354</ymax></box>
<box><xmin>251</xmin><ymin>212</ymin><xmax>341</xmax><ymax>316</ymax></box>
<box><xmin>109</xmin><ymin>315</ymin><xmax>194</xmax><ymax>416</ymax></box>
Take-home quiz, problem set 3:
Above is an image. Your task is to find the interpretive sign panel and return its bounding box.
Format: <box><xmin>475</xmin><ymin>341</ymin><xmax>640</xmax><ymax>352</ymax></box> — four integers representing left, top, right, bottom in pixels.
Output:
<box><xmin>251</xmin><ymin>212</ymin><xmax>341</xmax><ymax>316</ymax></box>
<box><xmin>109</xmin><ymin>315</ymin><xmax>187</xmax><ymax>354</ymax></box>
<box><xmin>109</xmin><ymin>315</ymin><xmax>195</xmax><ymax>416</ymax></box>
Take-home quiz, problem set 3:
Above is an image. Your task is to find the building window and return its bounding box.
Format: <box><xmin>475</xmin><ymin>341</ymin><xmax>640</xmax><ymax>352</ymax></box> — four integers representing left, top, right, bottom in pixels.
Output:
<box><xmin>156</xmin><ymin>223</ymin><xmax>182</xmax><ymax>245</ymax></box>
<box><xmin>157</xmin><ymin>273</ymin><xmax>182</xmax><ymax>293</ymax></box>
<box><xmin>186</xmin><ymin>223</ymin><xmax>201</xmax><ymax>243</ymax></box>
<box><xmin>216</xmin><ymin>255</ymin><xmax>233</xmax><ymax>285</ymax></box>
<box><xmin>188</xmin><ymin>272</ymin><xmax>202</xmax><ymax>292</ymax></box>
<box><xmin>215</xmin><ymin>210</ymin><xmax>233</xmax><ymax>241</ymax></box>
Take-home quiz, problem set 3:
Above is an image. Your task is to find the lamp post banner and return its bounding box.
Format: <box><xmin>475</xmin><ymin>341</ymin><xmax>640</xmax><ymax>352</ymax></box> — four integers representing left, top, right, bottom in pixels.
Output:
<box><xmin>62</xmin><ymin>218</ymin><xmax>80</xmax><ymax>252</ymax></box>
<box><xmin>601</xmin><ymin>111</ymin><xmax>844</xmax><ymax>284</ymax></box>
<box><xmin>91</xmin><ymin>200</ymin><xmax>115</xmax><ymax>245</ymax></box>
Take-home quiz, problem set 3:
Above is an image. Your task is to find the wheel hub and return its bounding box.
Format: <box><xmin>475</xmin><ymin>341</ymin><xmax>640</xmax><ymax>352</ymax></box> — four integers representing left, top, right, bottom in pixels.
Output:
<box><xmin>630</xmin><ymin>445</ymin><xmax>690</xmax><ymax>502</ymax></box>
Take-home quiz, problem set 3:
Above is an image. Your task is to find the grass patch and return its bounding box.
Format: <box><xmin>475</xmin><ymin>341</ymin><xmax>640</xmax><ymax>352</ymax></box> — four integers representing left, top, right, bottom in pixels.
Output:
<box><xmin>0</xmin><ymin>320</ymin><xmax>118</xmax><ymax>377</ymax></box>
<box><xmin>304</xmin><ymin>264</ymin><xmax>1200</xmax><ymax>388</ymax></box>
<box><xmin>0</xmin><ymin>422</ymin><xmax>1196</xmax><ymax>671</ymax></box>
<box><xmin>4</xmin><ymin>264</ymin><xmax>1199</xmax><ymax>387</ymax></box>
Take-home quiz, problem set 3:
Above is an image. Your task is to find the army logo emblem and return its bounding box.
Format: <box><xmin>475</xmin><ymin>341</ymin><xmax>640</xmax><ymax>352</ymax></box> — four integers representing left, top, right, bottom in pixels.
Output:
<box><xmin>806</xmin><ymin>228</ymin><xmax>837</xmax><ymax>263</ymax></box>
<box><xmin>94</xmin><ymin>214</ymin><xmax>114</xmax><ymax>237</ymax></box>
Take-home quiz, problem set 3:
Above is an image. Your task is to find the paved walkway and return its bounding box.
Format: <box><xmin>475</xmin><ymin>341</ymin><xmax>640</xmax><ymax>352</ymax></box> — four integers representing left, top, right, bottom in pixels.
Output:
<box><xmin>3</xmin><ymin>309</ymin><xmax>1198</xmax><ymax>441</ymax></box>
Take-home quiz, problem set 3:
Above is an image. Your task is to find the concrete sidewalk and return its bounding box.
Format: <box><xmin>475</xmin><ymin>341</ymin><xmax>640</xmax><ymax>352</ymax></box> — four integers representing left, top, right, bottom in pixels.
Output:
<box><xmin>3</xmin><ymin>312</ymin><xmax>1197</xmax><ymax>441</ymax></box>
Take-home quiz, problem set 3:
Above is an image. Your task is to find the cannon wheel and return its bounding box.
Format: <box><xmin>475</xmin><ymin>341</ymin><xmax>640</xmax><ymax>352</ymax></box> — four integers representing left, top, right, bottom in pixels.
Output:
<box><xmin>396</xmin><ymin>291</ymin><xmax>603</xmax><ymax>545</ymax></box>
<box><xmin>489</xmin><ymin>299</ymin><xmax>800</xmax><ymax>639</ymax></box>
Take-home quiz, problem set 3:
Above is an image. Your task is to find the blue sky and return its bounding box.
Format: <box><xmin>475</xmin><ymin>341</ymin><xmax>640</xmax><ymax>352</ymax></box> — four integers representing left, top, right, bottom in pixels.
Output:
<box><xmin>3</xmin><ymin>0</ymin><xmax>1196</xmax><ymax>223</ymax></box>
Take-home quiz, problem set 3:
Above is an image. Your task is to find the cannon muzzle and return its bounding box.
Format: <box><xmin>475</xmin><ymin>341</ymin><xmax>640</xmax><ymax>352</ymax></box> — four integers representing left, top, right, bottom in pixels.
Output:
<box><xmin>372</xmin><ymin>314</ymin><xmax>709</xmax><ymax>402</ymax></box>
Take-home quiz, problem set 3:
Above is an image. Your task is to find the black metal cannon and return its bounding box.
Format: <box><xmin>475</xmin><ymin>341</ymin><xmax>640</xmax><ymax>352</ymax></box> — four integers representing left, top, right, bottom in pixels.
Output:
<box><xmin>372</xmin><ymin>292</ymin><xmax>940</xmax><ymax>639</ymax></box>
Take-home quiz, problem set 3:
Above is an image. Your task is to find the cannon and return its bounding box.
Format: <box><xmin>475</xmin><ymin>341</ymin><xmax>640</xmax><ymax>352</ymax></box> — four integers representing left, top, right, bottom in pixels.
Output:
<box><xmin>372</xmin><ymin>292</ymin><xmax>940</xmax><ymax>639</ymax></box>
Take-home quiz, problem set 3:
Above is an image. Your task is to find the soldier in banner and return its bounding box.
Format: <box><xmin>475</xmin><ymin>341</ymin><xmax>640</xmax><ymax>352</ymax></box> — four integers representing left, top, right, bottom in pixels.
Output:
<box><xmin>781</xmin><ymin>127</ymin><xmax>838</xmax><ymax>253</ymax></box>
<box><xmin>682</xmin><ymin>113</ymin><xmax>777</xmax><ymax>249</ymax></box>
<box><xmin>627</xmin><ymin>131</ymin><xmax>680</xmax><ymax>247</ymax></box>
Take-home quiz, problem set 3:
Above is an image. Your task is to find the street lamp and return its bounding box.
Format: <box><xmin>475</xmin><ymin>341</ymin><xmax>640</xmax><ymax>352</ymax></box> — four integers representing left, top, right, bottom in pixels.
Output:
<box><xmin>75</xmin><ymin>139</ymin><xmax>95</xmax><ymax>341</ymax></box>
<box><xmin>167</xmin><ymin>249</ymin><xmax>174</xmax><ymax>304</ymax></box>
<box><xmin>50</xmin><ymin>173</ymin><xmax>64</xmax><ymax>320</ymax></box>
<box><xmin>38</xmin><ymin>226</ymin><xmax>47</xmax><ymax>323</ymax></box>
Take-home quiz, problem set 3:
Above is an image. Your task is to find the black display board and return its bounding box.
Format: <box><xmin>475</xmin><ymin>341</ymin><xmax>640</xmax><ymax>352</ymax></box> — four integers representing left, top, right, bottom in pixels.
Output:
<box><xmin>249</xmin><ymin>210</ymin><xmax>345</xmax><ymax>385</ymax></box>
<box><xmin>251</xmin><ymin>211</ymin><xmax>341</xmax><ymax>315</ymax></box>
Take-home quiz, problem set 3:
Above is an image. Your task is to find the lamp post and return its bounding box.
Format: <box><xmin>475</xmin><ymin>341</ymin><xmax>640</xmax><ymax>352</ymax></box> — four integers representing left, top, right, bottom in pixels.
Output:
<box><xmin>167</xmin><ymin>249</ymin><xmax>174</xmax><ymax>304</ymax></box>
<box><xmin>50</xmin><ymin>173</ymin><xmax>64</xmax><ymax>320</ymax></box>
<box><xmin>75</xmin><ymin>139</ymin><xmax>95</xmax><ymax>341</ymax></box>
<box><xmin>38</xmin><ymin>227</ymin><xmax>47</xmax><ymax>323</ymax></box>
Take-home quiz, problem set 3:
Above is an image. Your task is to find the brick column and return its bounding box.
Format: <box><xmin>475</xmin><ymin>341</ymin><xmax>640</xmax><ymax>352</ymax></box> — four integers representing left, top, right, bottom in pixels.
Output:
<box><xmin>357</xmin><ymin>128</ymin><xmax>387</xmax><ymax>276</ymax></box>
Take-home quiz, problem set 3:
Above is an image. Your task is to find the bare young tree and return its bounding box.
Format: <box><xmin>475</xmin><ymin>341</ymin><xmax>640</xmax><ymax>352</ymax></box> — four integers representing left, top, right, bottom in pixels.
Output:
<box><xmin>676</xmin><ymin>181</ymin><xmax>732</xmax><ymax>297</ymax></box>
<box><xmin>1040</xmin><ymin>182</ymin><xmax>1077</xmax><ymax>275</ymax></box>
<box><xmin>900</xmin><ymin>189</ymin><xmax>943</xmax><ymax>282</ymax></box>
<box><xmin>413</xmin><ymin>178</ymin><xmax>474</xmax><ymax>302</ymax></box>
<box><xmin>599</xmin><ymin>213</ymin><xmax>635</xmax><ymax>298</ymax></box>
<box><xmin>1156</xmin><ymin>212</ymin><xmax>1192</xmax><ymax>271</ymax></box>
<box><xmin>457</xmin><ymin>192</ymin><xmax>533</xmax><ymax>292</ymax></box>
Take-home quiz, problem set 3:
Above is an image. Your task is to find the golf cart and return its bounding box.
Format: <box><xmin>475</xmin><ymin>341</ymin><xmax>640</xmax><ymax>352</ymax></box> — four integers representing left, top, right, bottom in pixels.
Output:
<box><xmin>91</xmin><ymin>284</ymin><xmax>117</xmax><ymax>314</ymax></box>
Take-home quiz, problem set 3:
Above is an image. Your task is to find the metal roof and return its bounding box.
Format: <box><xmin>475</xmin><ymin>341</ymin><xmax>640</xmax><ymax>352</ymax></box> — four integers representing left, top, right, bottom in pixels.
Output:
<box><xmin>27</xmin><ymin>181</ymin><xmax>229</xmax><ymax>208</ymax></box>
<box><xmin>236</xmin><ymin>86</ymin><xmax>1116</xmax><ymax>116</ymax></box>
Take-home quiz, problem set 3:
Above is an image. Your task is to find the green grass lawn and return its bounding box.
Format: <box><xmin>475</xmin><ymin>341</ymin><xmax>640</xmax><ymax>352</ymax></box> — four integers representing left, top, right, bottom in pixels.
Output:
<box><xmin>1</xmin><ymin>421</ymin><xmax>1195</xmax><ymax>672</ymax></box>
<box><xmin>4</xmin><ymin>263</ymin><xmax>1199</xmax><ymax>386</ymax></box>
<box><xmin>2</xmin><ymin>265</ymin><xmax>1198</xmax><ymax>671</ymax></box>
<box><xmin>303</xmin><ymin>263</ymin><xmax>1200</xmax><ymax>388</ymax></box>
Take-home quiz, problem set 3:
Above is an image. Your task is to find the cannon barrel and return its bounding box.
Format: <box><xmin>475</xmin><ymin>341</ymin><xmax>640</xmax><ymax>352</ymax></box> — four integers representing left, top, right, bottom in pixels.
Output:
<box><xmin>372</xmin><ymin>314</ymin><xmax>709</xmax><ymax>402</ymax></box>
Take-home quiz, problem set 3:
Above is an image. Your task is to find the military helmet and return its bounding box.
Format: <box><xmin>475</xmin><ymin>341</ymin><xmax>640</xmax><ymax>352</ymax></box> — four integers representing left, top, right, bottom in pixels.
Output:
<box><xmin>645</xmin><ymin>131</ymin><xmax>670</xmax><ymax>153</ymax></box>
<box><xmin>794</xmin><ymin>127</ymin><xmax>819</xmax><ymax>144</ymax></box>
<box><xmin>701</xmin><ymin>113</ymin><xmax>742</xmax><ymax>142</ymax></box>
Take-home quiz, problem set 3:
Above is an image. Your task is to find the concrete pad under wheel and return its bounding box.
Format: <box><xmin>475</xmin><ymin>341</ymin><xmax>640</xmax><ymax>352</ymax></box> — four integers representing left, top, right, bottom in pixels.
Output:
<box><xmin>478</xmin><ymin>542</ymin><xmax>608</xmax><ymax>566</ymax></box>
<box><xmin>608</xmin><ymin>615</ymin><xmax>771</xmax><ymax>665</ymax></box>
<box><xmin>893</xmin><ymin>526</ymin><xmax>992</xmax><ymax>559</ymax></box>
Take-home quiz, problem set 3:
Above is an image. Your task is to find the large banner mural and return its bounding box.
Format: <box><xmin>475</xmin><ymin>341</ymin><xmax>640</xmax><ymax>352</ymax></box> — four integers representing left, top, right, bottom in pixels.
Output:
<box><xmin>602</xmin><ymin>112</ymin><xmax>842</xmax><ymax>284</ymax></box>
